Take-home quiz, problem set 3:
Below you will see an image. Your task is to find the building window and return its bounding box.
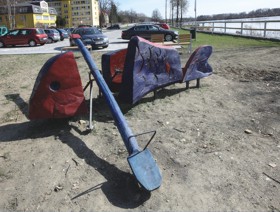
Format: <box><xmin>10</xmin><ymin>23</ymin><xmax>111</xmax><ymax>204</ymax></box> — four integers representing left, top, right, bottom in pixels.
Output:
<box><xmin>19</xmin><ymin>7</ymin><xmax>28</xmax><ymax>13</ymax></box>
<box><xmin>20</xmin><ymin>15</ymin><xmax>26</xmax><ymax>21</ymax></box>
<box><xmin>36</xmin><ymin>15</ymin><xmax>42</xmax><ymax>20</ymax></box>
<box><xmin>34</xmin><ymin>7</ymin><xmax>40</xmax><ymax>13</ymax></box>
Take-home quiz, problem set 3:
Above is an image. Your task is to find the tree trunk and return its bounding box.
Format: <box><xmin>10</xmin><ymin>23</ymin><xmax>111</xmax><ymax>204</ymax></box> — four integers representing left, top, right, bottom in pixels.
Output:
<box><xmin>176</xmin><ymin>0</ymin><xmax>179</xmax><ymax>26</ymax></box>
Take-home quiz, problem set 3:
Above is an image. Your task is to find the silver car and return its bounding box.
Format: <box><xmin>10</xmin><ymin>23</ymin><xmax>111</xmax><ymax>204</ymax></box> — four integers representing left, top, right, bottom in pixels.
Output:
<box><xmin>44</xmin><ymin>29</ymin><xmax>61</xmax><ymax>43</ymax></box>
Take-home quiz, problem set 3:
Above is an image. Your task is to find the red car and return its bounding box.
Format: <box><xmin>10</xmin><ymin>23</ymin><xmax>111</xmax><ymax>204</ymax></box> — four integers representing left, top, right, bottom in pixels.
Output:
<box><xmin>156</xmin><ymin>23</ymin><xmax>170</xmax><ymax>30</ymax></box>
<box><xmin>0</xmin><ymin>28</ymin><xmax>48</xmax><ymax>48</ymax></box>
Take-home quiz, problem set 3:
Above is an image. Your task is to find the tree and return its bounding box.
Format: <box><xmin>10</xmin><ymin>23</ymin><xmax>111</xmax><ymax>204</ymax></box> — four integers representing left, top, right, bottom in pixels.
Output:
<box><xmin>118</xmin><ymin>10</ymin><xmax>147</xmax><ymax>23</ymax></box>
<box><xmin>180</xmin><ymin>0</ymin><xmax>188</xmax><ymax>26</ymax></box>
<box><xmin>99</xmin><ymin>0</ymin><xmax>112</xmax><ymax>27</ymax></box>
<box><xmin>109</xmin><ymin>1</ymin><xmax>118</xmax><ymax>24</ymax></box>
<box><xmin>151</xmin><ymin>9</ymin><xmax>162</xmax><ymax>22</ymax></box>
<box><xmin>170</xmin><ymin>0</ymin><xmax>188</xmax><ymax>27</ymax></box>
<box><xmin>170</xmin><ymin>0</ymin><xmax>174</xmax><ymax>25</ymax></box>
<box><xmin>128</xmin><ymin>9</ymin><xmax>138</xmax><ymax>23</ymax></box>
<box><xmin>165</xmin><ymin>0</ymin><xmax>168</xmax><ymax>23</ymax></box>
<box><xmin>56</xmin><ymin>16</ymin><xmax>66</xmax><ymax>27</ymax></box>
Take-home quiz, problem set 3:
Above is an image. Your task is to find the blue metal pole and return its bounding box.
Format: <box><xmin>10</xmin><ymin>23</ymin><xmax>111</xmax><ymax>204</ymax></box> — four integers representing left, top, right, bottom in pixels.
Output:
<box><xmin>74</xmin><ymin>38</ymin><xmax>140</xmax><ymax>155</ymax></box>
<box><xmin>73</xmin><ymin>36</ymin><xmax>162</xmax><ymax>191</ymax></box>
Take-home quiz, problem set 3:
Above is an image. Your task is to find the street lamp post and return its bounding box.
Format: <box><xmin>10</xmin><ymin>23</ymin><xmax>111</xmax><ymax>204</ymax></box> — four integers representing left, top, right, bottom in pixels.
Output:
<box><xmin>13</xmin><ymin>0</ymin><xmax>16</xmax><ymax>29</ymax></box>
<box><xmin>165</xmin><ymin>0</ymin><xmax>167</xmax><ymax>23</ymax></box>
<box><xmin>6</xmin><ymin>0</ymin><xmax>12</xmax><ymax>29</ymax></box>
<box><xmin>194</xmin><ymin>0</ymin><xmax>197</xmax><ymax>27</ymax></box>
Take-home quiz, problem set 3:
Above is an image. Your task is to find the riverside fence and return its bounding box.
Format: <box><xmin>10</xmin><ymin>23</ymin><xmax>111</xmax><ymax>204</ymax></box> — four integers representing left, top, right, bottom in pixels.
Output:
<box><xmin>183</xmin><ymin>18</ymin><xmax>280</xmax><ymax>40</ymax></box>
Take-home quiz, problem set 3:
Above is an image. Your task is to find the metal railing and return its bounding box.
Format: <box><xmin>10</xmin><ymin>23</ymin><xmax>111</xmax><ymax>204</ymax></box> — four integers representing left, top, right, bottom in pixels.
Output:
<box><xmin>184</xmin><ymin>19</ymin><xmax>280</xmax><ymax>39</ymax></box>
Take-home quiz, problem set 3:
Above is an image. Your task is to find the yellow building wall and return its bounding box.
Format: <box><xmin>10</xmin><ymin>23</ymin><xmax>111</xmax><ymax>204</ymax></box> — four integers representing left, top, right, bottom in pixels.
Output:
<box><xmin>16</xmin><ymin>14</ymin><xmax>34</xmax><ymax>28</ymax></box>
<box><xmin>0</xmin><ymin>0</ymin><xmax>99</xmax><ymax>28</ymax></box>
<box><xmin>47</xmin><ymin>0</ymin><xmax>99</xmax><ymax>28</ymax></box>
<box><xmin>0</xmin><ymin>14</ymin><xmax>34</xmax><ymax>28</ymax></box>
<box><xmin>0</xmin><ymin>12</ymin><xmax>56</xmax><ymax>29</ymax></box>
<box><xmin>61</xmin><ymin>0</ymin><xmax>72</xmax><ymax>27</ymax></box>
<box><xmin>61</xmin><ymin>0</ymin><xmax>73</xmax><ymax>27</ymax></box>
<box><xmin>33</xmin><ymin>12</ymin><xmax>56</xmax><ymax>28</ymax></box>
<box><xmin>0</xmin><ymin>15</ymin><xmax>8</xmax><ymax>27</ymax></box>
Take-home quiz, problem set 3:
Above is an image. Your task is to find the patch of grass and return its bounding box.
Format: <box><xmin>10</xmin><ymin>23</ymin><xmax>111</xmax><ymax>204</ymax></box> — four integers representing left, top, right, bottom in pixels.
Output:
<box><xmin>174</xmin><ymin>28</ymin><xmax>280</xmax><ymax>50</ymax></box>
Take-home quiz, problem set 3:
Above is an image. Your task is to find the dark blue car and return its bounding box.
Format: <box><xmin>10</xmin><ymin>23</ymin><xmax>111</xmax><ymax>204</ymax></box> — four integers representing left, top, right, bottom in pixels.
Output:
<box><xmin>56</xmin><ymin>28</ymin><xmax>69</xmax><ymax>40</ymax></box>
<box><xmin>69</xmin><ymin>27</ymin><xmax>109</xmax><ymax>49</ymax></box>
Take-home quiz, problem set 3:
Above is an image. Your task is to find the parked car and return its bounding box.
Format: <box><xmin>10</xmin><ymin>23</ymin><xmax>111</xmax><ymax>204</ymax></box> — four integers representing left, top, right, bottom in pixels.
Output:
<box><xmin>65</xmin><ymin>27</ymin><xmax>74</xmax><ymax>35</ymax></box>
<box><xmin>107</xmin><ymin>24</ymin><xmax>120</xmax><ymax>30</ymax></box>
<box><xmin>156</xmin><ymin>23</ymin><xmax>170</xmax><ymax>30</ymax></box>
<box><xmin>121</xmin><ymin>24</ymin><xmax>178</xmax><ymax>41</ymax></box>
<box><xmin>78</xmin><ymin>24</ymin><xmax>92</xmax><ymax>28</ymax></box>
<box><xmin>44</xmin><ymin>29</ymin><xmax>60</xmax><ymax>43</ymax></box>
<box><xmin>0</xmin><ymin>26</ymin><xmax>8</xmax><ymax>36</ymax></box>
<box><xmin>0</xmin><ymin>28</ymin><xmax>47</xmax><ymax>47</ymax></box>
<box><xmin>56</xmin><ymin>28</ymin><xmax>69</xmax><ymax>40</ymax></box>
<box><xmin>69</xmin><ymin>26</ymin><xmax>109</xmax><ymax>49</ymax></box>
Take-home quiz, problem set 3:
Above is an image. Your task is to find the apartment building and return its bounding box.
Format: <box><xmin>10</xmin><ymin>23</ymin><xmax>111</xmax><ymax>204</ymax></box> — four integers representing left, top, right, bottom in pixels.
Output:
<box><xmin>0</xmin><ymin>0</ymin><xmax>57</xmax><ymax>28</ymax></box>
<box><xmin>45</xmin><ymin>0</ymin><xmax>99</xmax><ymax>28</ymax></box>
<box><xmin>0</xmin><ymin>0</ymin><xmax>99</xmax><ymax>29</ymax></box>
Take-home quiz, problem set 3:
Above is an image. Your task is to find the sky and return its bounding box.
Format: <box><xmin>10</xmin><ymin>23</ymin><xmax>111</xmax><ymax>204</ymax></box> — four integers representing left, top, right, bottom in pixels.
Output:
<box><xmin>116</xmin><ymin>0</ymin><xmax>280</xmax><ymax>18</ymax></box>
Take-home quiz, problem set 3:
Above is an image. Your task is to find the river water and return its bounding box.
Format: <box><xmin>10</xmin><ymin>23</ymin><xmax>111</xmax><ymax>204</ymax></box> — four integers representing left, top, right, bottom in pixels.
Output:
<box><xmin>185</xmin><ymin>16</ymin><xmax>280</xmax><ymax>39</ymax></box>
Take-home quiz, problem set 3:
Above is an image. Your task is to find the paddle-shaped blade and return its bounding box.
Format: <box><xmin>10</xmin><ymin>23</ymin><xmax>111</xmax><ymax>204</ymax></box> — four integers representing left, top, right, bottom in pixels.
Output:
<box><xmin>128</xmin><ymin>149</ymin><xmax>162</xmax><ymax>191</ymax></box>
<box><xmin>73</xmin><ymin>35</ymin><xmax>162</xmax><ymax>191</ymax></box>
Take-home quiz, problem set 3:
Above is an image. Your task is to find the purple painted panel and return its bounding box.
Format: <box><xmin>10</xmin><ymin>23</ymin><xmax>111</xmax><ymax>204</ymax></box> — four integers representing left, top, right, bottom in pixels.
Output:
<box><xmin>182</xmin><ymin>45</ymin><xmax>213</xmax><ymax>82</ymax></box>
<box><xmin>119</xmin><ymin>36</ymin><xmax>182</xmax><ymax>104</ymax></box>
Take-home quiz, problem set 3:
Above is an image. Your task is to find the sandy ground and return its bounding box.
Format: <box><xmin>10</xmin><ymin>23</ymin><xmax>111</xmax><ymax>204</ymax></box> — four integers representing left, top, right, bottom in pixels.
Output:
<box><xmin>0</xmin><ymin>46</ymin><xmax>279</xmax><ymax>211</ymax></box>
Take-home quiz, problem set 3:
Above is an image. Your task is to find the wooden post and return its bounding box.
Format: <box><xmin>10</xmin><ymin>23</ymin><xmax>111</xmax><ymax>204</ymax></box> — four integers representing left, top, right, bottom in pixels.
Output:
<box><xmin>264</xmin><ymin>22</ymin><xmax>267</xmax><ymax>38</ymax></box>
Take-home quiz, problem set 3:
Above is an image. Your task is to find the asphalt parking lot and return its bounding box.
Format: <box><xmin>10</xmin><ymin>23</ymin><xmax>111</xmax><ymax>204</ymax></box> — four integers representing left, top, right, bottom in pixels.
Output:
<box><xmin>0</xmin><ymin>29</ymin><xmax>129</xmax><ymax>55</ymax></box>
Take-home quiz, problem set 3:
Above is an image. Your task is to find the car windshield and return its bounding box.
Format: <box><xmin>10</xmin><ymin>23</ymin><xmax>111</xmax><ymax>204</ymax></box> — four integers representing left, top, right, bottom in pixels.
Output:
<box><xmin>36</xmin><ymin>28</ymin><xmax>46</xmax><ymax>34</ymax></box>
<box><xmin>75</xmin><ymin>28</ymin><xmax>100</xmax><ymax>35</ymax></box>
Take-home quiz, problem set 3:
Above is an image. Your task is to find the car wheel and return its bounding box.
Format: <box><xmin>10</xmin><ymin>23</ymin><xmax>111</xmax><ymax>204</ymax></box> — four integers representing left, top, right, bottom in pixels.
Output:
<box><xmin>165</xmin><ymin>34</ymin><xmax>173</xmax><ymax>41</ymax></box>
<box><xmin>47</xmin><ymin>38</ymin><xmax>53</xmax><ymax>43</ymax></box>
<box><xmin>0</xmin><ymin>41</ymin><xmax>4</xmax><ymax>48</ymax></box>
<box><xmin>60</xmin><ymin>38</ymin><xmax>64</xmax><ymax>41</ymax></box>
<box><xmin>29</xmin><ymin>40</ymin><xmax>36</xmax><ymax>47</ymax></box>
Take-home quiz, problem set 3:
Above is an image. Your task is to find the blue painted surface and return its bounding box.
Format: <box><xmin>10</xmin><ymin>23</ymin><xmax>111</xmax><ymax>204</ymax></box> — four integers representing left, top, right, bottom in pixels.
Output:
<box><xmin>182</xmin><ymin>45</ymin><xmax>213</xmax><ymax>82</ymax></box>
<box><xmin>119</xmin><ymin>36</ymin><xmax>182</xmax><ymax>104</ymax></box>
<box><xmin>74</xmin><ymin>38</ymin><xmax>162</xmax><ymax>191</ymax></box>
<box><xmin>128</xmin><ymin>149</ymin><xmax>162</xmax><ymax>191</ymax></box>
